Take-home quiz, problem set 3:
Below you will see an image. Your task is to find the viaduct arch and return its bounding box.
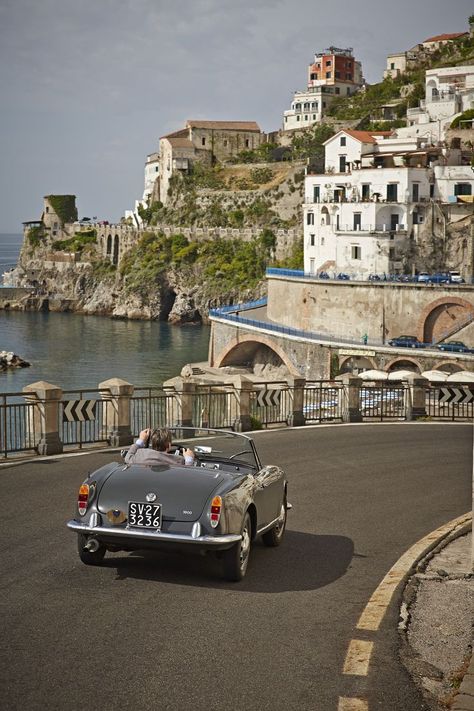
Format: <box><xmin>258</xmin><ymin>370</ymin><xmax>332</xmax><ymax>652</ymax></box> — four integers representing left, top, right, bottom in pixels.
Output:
<box><xmin>417</xmin><ymin>296</ymin><xmax>474</xmax><ymax>343</ymax></box>
<box><xmin>213</xmin><ymin>334</ymin><xmax>300</xmax><ymax>376</ymax></box>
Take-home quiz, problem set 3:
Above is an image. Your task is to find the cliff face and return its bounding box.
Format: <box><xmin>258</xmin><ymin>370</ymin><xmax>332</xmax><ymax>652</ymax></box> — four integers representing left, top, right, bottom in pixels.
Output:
<box><xmin>11</xmin><ymin>240</ymin><xmax>267</xmax><ymax>323</ymax></box>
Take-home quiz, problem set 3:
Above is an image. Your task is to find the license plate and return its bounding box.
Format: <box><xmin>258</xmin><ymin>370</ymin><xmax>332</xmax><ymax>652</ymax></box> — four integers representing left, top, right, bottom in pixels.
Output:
<box><xmin>128</xmin><ymin>502</ymin><xmax>162</xmax><ymax>529</ymax></box>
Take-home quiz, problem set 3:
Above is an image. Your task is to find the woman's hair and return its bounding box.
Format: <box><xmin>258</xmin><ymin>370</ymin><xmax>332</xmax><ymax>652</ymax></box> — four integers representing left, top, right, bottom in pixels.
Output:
<box><xmin>149</xmin><ymin>428</ymin><xmax>172</xmax><ymax>452</ymax></box>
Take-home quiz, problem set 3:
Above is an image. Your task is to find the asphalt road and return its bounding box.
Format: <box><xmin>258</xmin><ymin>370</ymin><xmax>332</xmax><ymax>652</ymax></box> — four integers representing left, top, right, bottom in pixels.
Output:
<box><xmin>1</xmin><ymin>423</ymin><xmax>472</xmax><ymax>711</ymax></box>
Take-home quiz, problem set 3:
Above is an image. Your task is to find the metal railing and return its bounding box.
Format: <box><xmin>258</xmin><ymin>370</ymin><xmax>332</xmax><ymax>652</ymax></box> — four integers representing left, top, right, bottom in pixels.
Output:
<box><xmin>61</xmin><ymin>389</ymin><xmax>116</xmax><ymax>448</ymax></box>
<box><xmin>425</xmin><ymin>383</ymin><xmax>474</xmax><ymax>421</ymax></box>
<box><xmin>191</xmin><ymin>386</ymin><xmax>239</xmax><ymax>429</ymax></box>
<box><xmin>303</xmin><ymin>381</ymin><xmax>345</xmax><ymax>422</ymax></box>
<box><xmin>359</xmin><ymin>384</ymin><xmax>407</xmax><ymax>420</ymax></box>
<box><xmin>250</xmin><ymin>382</ymin><xmax>293</xmax><ymax>428</ymax></box>
<box><xmin>0</xmin><ymin>393</ymin><xmax>40</xmax><ymax>457</ymax></box>
<box><xmin>131</xmin><ymin>388</ymin><xmax>179</xmax><ymax>435</ymax></box>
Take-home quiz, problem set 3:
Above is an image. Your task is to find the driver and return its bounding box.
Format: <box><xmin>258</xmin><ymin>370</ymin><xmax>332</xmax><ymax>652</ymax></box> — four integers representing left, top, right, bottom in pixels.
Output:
<box><xmin>124</xmin><ymin>428</ymin><xmax>195</xmax><ymax>467</ymax></box>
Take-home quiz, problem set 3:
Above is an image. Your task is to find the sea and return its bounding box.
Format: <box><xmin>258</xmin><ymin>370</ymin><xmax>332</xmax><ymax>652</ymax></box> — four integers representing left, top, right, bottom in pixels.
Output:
<box><xmin>0</xmin><ymin>233</ymin><xmax>211</xmax><ymax>392</ymax></box>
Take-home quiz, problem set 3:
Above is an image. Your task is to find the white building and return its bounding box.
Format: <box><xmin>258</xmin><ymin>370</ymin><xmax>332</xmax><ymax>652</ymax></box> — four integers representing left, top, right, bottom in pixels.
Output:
<box><xmin>303</xmin><ymin>129</ymin><xmax>473</xmax><ymax>278</ymax></box>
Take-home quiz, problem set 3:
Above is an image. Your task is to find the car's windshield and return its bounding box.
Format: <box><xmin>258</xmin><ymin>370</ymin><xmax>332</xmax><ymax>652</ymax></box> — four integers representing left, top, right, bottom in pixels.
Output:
<box><xmin>168</xmin><ymin>427</ymin><xmax>260</xmax><ymax>469</ymax></box>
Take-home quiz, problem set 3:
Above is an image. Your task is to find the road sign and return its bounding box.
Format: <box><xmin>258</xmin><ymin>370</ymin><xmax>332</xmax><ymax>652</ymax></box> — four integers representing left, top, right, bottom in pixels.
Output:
<box><xmin>438</xmin><ymin>386</ymin><xmax>474</xmax><ymax>405</ymax></box>
<box><xmin>63</xmin><ymin>399</ymin><xmax>97</xmax><ymax>422</ymax></box>
<box><xmin>256</xmin><ymin>389</ymin><xmax>281</xmax><ymax>408</ymax></box>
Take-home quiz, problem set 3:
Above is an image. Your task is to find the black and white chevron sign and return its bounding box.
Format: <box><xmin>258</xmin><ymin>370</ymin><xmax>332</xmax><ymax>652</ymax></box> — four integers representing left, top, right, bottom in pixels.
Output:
<box><xmin>256</xmin><ymin>389</ymin><xmax>281</xmax><ymax>408</ymax></box>
<box><xmin>438</xmin><ymin>386</ymin><xmax>474</xmax><ymax>405</ymax></box>
<box><xmin>63</xmin><ymin>399</ymin><xmax>97</xmax><ymax>422</ymax></box>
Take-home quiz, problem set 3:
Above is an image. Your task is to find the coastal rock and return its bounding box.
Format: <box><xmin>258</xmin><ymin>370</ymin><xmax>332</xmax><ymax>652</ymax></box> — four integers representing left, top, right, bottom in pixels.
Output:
<box><xmin>168</xmin><ymin>293</ymin><xmax>202</xmax><ymax>325</ymax></box>
<box><xmin>0</xmin><ymin>351</ymin><xmax>30</xmax><ymax>370</ymax></box>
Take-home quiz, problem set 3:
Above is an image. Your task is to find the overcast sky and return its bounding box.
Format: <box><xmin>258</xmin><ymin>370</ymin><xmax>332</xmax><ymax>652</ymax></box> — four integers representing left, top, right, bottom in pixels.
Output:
<box><xmin>0</xmin><ymin>0</ymin><xmax>472</xmax><ymax>232</ymax></box>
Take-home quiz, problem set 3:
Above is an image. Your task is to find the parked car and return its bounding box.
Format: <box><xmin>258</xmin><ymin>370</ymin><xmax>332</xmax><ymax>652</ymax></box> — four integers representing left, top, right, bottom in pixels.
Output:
<box><xmin>318</xmin><ymin>271</ymin><xmax>330</xmax><ymax>279</ymax></box>
<box><xmin>388</xmin><ymin>335</ymin><xmax>426</xmax><ymax>348</ymax></box>
<box><xmin>448</xmin><ymin>271</ymin><xmax>464</xmax><ymax>284</ymax></box>
<box><xmin>429</xmin><ymin>272</ymin><xmax>450</xmax><ymax>284</ymax></box>
<box><xmin>437</xmin><ymin>340</ymin><xmax>472</xmax><ymax>353</ymax></box>
<box><xmin>417</xmin><ymin>272</ymin><xmax>430</xmax><ymax>283</ymax></box>
<box><xmin>336</xmin><ymin>272</ymin><xmax>350</xmax><ymax>280</ymax></box>
<box><xmin>368</xmin><ymin>274</ymin><xmax>381</xmax><ymax>281</ymax></box>
<box><xmin>67</xmin><ymin>427</ymin><xmax>289</xmax><ymax>581</ymax></box>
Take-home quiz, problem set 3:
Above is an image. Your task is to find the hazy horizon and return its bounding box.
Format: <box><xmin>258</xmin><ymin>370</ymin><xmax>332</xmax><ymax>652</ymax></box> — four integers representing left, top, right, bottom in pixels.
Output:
<box><xmin>0</xmin><ymin>0</ymin><xmax>472</xmax><ymax>232</ymax></box>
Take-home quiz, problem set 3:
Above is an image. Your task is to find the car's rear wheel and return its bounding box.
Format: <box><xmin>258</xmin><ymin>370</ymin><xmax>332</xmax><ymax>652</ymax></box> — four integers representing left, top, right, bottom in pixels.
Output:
<box><xmin>77</xmin><ymin>534</ymin><xmax>106</xmax><ymax>566</ymax></box>
<box><xmin>262</xmin><ymin>499</ymin><xmax>287</xmax><ymax>547</ymax></box>
<box><xmin>222</xmin><ymin>512</ymin><xmax>251</xmax><ymax>582</ymax></box>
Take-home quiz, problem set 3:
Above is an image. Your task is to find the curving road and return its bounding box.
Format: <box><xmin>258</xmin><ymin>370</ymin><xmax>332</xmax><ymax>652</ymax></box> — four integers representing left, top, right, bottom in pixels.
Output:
<box><xmin>1</xmin><ymin>424</ymin><xmax>472</xmax><ymax>711</ymax></box>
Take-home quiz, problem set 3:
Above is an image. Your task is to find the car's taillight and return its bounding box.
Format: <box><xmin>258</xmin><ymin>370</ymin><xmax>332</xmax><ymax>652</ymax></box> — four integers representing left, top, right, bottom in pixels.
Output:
<box><xmin>209</xmin><ymin>495</ymin><xmax>222</xmax><ymax>528</ymax></box>
<box><xmin>77</xmin><ymin>484</ymin><xmax>90</xmax><ymax>516</ymax></box>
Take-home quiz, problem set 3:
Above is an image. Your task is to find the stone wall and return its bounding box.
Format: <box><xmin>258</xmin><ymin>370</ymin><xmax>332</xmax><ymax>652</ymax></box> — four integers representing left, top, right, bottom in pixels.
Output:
<box><xmin>266</xmin><ymin>276</ymin><xmax>474</xmax><ymax>345</ymax></box>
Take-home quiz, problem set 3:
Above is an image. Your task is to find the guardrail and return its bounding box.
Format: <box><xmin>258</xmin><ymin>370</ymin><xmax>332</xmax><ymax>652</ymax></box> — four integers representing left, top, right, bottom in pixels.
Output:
<box><xmin>1</xmin><ymin>375</ymin><xmax>473</xmax><ymax>459</ymax></box>
<box><xmin>265</xmin><ymin>267</ymin><xmax>474</xmax><ymax>285</ymax></box>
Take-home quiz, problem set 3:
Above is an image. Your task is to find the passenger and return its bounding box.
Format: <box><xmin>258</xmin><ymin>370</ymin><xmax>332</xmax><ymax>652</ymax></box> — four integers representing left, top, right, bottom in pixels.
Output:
<box><xmin>124</xmin><ymin>427</ymin><xmax>195</xmax><ymax>467</ymax></box>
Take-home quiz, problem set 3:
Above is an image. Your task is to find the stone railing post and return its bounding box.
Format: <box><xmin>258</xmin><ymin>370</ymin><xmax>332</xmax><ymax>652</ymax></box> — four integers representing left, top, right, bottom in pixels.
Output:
<box><xmin>169</xmin><ymin>381</ymin><xmax>196</xmax><ymax>427</ymax></box>
<box><xmin>23</xmin><ymin>381</ymin><xmax>63</xmax><ymax>455</ymax></box>
<box><xmin>403</xmin><ymin>375</ymin><xmax>427</xmax><ymax>421</ymax></box>
<box><xmin>286</xmin><ymin>376</ymin><xmax>306</xmax><ymax>427</ymax></box>
<box><xmin>336</xmin><ymin>374</ymin><xmax>363</xmax><ymax>423</ymax></box>
<box><xmin>99</xmin><ymin>378</ymin><xmax>134</xmax><ymax>446</ymax></box>
<box><xmin>232</xmin><ymin>377</ymin><xmax>253</xmax><ymax>432</ymax></box>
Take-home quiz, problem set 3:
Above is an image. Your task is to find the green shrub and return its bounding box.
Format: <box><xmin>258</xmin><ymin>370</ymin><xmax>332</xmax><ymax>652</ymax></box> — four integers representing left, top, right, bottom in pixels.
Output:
<box><xmin>450</xmin><ymin>109</ymin><xmax>474</xmax><ymax>128</ymax></box>
<box><xmin>27</xmin><ymin>225</ymin><xmax>44</xmax><ymax>248</ymax></box>
<box><xmin>52</xmin><ymin>229</ymin><xmax>97</xmax><ymax>253</ymax></box>
<box><xmin>250</xmin><ymin>166</ymin><xmax>274</xmax><ymax>184</ymax></box>
<box><xmin>45</xmin><ymin>195</ymin><xmax>78</xmax><ymax>225</ymax></box>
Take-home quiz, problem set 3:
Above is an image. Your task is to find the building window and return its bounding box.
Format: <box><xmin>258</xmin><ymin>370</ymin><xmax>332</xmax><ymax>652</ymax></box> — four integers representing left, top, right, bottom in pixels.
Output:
<box><xmin>326</xmin><ymin>60</ymin><xmax>332</xmax><ymax>66</ymax></box>
<box><xmin>335</xmin><ymin>71</ymin><xmax>341</xmax><ymax>79</ymax></box>
<box><xmin>361</xmin><ymin>183</ymin><xmax>370</xmax><ymax>200</ymax></box>
<box><xmin>304</xmin><ymin>102</ymin><xmax>310</xmax><ymax>110</ymax></box>
<box><xmin>326</xmin><ymin>71</ymin><xmax>332</xmax><ymax>79</ymax></box>
<box><xmin>347</xmin><ymin>88</ymin><xmax>351</xmax><ymax>95</ymax></box>
<box><xmin>351</xmin><ymin>245</ymin><xmax>361</xmax><ymax>259</ymax></box>
<box><xmin>335</xmin><ymin>87</ymin><xmax>340</xmax><ymax>94</ymax></box>
<box><xmin>323</xmin><ymin>101</ymin><xmax>326</xmax><ymax>108</ymax></box>
<box><xmin>412</xmin><ymin>183</ymin><xmax>419</xmax><ymax>201</ymax></box>
<box><xmin>340</xmin><ymin>136</ymin><xmax>346</xmax><ymax>146</ymax></box>
<box><xmin>339</xmin><ymin>155</ymin><xmax>346</xmax><ymax>173</ymax></box>
<box><xmin>307</xmin><ymin>212</ymin><xmax>314</xmax><ymax>225</ymax></box>
<box><xmin>311</xmin><ymin>102</ymin><xmax>317</xmax><ymax>109</ymax></box>
<box><xmin>454</xmin><ymin>183</ymin><xmax>472</xmax><ymax>196</ymax></box>
<box><xmin>353</xmin><ymin>213</ymin><xmax>362</xmax><ymax>231</ymax></box>
<box><xmin>297</xmin><ymin>115</ymin><xmax>300</xmax><ymax>121</ymax></box>
<box><xmin>45</xmin><ymin>206</ymin><xmax>49</xmax><ymax>213</ymax></box>
<box><xmin>245</xmin><ymin>139</ymin><xmax>249</xmax><ymax>147</ymax></box>
<box><xmin>305</xmin><ymin>115</ymin><xmax>308</xmax><ymax>120</ymax></box>
<box><xmin>313</xmin><ymin>185</ymin><xmax>320</xmax><ymax>202</ymax></box>
<box><xmin>321</xmin><ymin>236</ymin><xmax>325</xmax><ymax>245</ymax></box>
<box><xmin>312</xmin><ymin>114</ymin><xmax>316</xmax><ymax>119</ymax></box>
<box><xmin>310</xmin><ymin>234</ymin><xmax>315</xmax><ymax>246</ymax></box>
<box><xmin>224</xmin><ymin>140</ymin><xmax>228</xmax><ymax>147</ymax></box>
<box><xmin>389</xmin><ymin>247</ymin><xmax>395</xmax><ymax>259</ymax></box>
<box><xmin>346</xmin><ymin>73</ymin><xmax>352</xmax><ymax>80</ymax></box>
<box><xmin>310</xmin><ymin>73</ymin><xmax>317</xmax><ymax>80</ymax></box>
<box><xmin>201</xmin><ymin>137</ymin><xmax>206</xmax><ymax>146</ymax></box>
<box><xmin>309</xmin><ymin>258</ymin><xmax>315</xmax><ymax>274</ymax></box>
<box><xmin>390</xmin><ymin>62</ymin><xmax>395</xmax><ymax>70</ymax></box>
<box><xmin>387</xmin><ymin>183</ymin><xmax>398</xmax><ymax>201</ymax></box>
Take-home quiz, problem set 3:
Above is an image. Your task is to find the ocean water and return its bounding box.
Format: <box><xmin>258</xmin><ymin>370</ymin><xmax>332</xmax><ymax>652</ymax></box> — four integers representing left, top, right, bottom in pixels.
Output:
<box><xmin>0</xmin><ymin>233</ymin><xmax>211</xmax><ymax>391</ymax></box>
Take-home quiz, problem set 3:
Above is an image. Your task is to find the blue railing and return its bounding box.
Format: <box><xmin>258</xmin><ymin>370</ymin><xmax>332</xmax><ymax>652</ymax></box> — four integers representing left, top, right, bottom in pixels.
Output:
<box><xmin>214</xmin><ymin>297</ymin><xmax>267</xmax><ymax>314</ymax></box>
<box><xmin>265</xmin><ymin>267</ymin><xmax>474</xmax><ymax>286</ymax></box>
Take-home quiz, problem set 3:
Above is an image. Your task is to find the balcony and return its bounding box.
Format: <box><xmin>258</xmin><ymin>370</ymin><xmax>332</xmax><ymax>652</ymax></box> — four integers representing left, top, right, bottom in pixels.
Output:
<box><xmin>335</xmin><ymin>224</ymin><xmax>407</xmax><ymax>234</ymax></box>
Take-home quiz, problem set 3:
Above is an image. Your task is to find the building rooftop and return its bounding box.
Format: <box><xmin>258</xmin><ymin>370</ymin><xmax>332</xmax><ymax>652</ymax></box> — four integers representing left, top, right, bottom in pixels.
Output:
<box><xmin>186</xmin><ymin>120</ymin><xmax>261</xmax><ymax>132</ymax></box>
<box><xmin>167</xmin><ymin>137</ymin><xmax>194</xmax><ymax>149</ymax></box>
<box><xmin>423</xmin><ymin>32</ymin><xmax>467</xmax><ymax>43</ymax></box>
<box><xmin>329</xmin><ymin>129</ymin><xmax>394</xmax><ymax>145</ymax></box>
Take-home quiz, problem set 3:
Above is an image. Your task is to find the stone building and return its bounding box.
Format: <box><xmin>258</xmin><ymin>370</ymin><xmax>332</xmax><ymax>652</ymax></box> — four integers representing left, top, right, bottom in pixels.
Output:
<box><xmin>158</xmin><ymin>120</ymin><xmax>263</xmax><ymax>204</ymax></box>
<box><xmin>283</xmin><ymin>47</ymin><xmax>364</xmax><ymax>131</ymax></box>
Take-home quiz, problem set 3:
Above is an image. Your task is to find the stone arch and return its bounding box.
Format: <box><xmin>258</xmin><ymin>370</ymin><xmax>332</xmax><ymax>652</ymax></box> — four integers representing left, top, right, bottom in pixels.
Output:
<box><xmin>113</xmin><ymin>235</ymin><xmax>120</xmax><ymax>265</ymax></box>
<box><xmin>214</xmin><ymin>334</ymin><xmax>300</xmax><ymax>376</ymax></box>
<box><xmin>385</xmin><ymin>356</ymin><xmax>421</xmax><ymax>373</ymax></box>
<box><xmin>426</xmin><ymin>79</ymin><xmax>438</xmax><ymax>100</ymax></box>
<box><xmin>339</xmin><ymin>355</ymin><xmax>376</xmax><ymax>374</ymax></box>
<box><xmin>433</xmin><ymin>361</ymin><xmax>464</xmax><ymax>374</ymax></box>
<box><xmin>106</xmin><ymin>234</ymin><xmax>112</xmax><ymax>256</ymax></box>
<box><xmin>417</xmin><ymin>296</ymin><xmax>474</xmax><ymax>344</ymax></box>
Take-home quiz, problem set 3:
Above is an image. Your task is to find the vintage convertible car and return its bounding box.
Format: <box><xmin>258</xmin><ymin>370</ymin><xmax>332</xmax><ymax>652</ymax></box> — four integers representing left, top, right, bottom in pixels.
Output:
<box><xmin>67</xmin><ymin>427</ymin><xmax>288</xmax><ymax>581</ymax></box>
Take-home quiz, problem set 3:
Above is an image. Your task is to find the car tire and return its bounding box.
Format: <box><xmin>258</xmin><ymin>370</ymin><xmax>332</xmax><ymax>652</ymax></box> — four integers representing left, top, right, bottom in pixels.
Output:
<box><xmin>222</xmin><ymin>512</ymin><xmax>251</xmax><ymax>582</ymax></box>
<box><xmin>77</xmin><ymin>534</ymin><xmax>106</xmax><ymax>566</ymax></box>
<box><xmin>262</xmin><ymin>499</ymin><xmax>287</xmax><ymax>548</ymax></box>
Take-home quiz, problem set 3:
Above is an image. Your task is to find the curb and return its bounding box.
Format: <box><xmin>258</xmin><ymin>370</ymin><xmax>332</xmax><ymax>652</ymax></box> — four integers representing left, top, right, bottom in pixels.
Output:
<box><xmin>400</xmin><ymin>518</ymin><xmax>473</xmax><ymax>710</ymax></box>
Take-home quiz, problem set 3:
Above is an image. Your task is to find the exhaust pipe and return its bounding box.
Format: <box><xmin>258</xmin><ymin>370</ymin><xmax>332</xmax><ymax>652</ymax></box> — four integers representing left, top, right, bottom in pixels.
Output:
<box><xmin>84</xmin><ymin>538</ymin><xmax>100</xmax><ymax>553</ymax></box>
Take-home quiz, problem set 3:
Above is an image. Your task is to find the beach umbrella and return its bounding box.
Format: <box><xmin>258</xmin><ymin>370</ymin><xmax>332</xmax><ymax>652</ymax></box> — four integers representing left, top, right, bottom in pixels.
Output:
<box><xmin>359</xmin><ymin>369</ymin><xmax>388</xmax><ymax>381</ymax></box>
<box><xmin>446</xmin><ymin>370</ymin><xmax>474</xmax><ymax>382</ymax></box>
<box><xmin>421</xmin><ymin>370</ymin><xmax>448</xmax><ymax>382</ymax></box>
<box><xmin>387</xmin><ymin>369</ymin><xmax>421</xmax><ymax>380</ymax></box>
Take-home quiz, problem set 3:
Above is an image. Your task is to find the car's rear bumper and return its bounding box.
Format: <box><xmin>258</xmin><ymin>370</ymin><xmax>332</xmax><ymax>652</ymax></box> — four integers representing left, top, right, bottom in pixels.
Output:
<box><xmin>67</xmin><ymin>519</ymin><xmax>241</xmax><ymax>548</ymax></box>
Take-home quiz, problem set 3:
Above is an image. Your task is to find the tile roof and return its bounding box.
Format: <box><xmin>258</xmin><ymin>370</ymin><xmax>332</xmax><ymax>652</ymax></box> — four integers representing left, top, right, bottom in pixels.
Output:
<box><xmin>167</xmin><ymin>137</ymin><xmax>194</xmax><ymax>149</ymax></box>
<box><xmin>423</xmin><ymin>32</ymin><xmax>467</xmax><ymax>43</ymax></box>
<box><xmin>160</xmin><ymin>128</ymin><xmax>189</xmax><ymax>140</ymax></box>
<box><xmin>186</xmin><ymin>120</ymin><xmax>261</xmax><ymax>132</ymax></box>
<box><xmin>343</xmin><ymin>129</ymin><xmax>394</xmax><ymax>144</ymax></box>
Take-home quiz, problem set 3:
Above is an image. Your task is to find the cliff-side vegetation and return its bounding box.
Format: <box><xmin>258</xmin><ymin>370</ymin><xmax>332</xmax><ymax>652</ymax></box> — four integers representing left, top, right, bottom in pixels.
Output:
<box><xmin>118</xmin><ymin>229</ymin><xmax>300</xmax><ymax>299</ymax></box>
<box><xmin>52</xmin><ymin>229</ymin><xmax>97</xmax><ymax>254</ymax></box>
<box><xmin>27</xmin><ymin>225</ymin><xmax>45</xmax><ymax>248</ymax></box>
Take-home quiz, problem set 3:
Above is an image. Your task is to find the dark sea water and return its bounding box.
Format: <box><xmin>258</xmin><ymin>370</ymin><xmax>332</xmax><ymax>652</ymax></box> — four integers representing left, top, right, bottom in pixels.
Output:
<box><xmin>0</xmin><ymin>234</ymin><xmax>211</xmax><ymax>392</ymax></box>
<box><xmin>0</xmin><ymin>233</ymin><xmax>23</xmax><ymax>274</ymax></box>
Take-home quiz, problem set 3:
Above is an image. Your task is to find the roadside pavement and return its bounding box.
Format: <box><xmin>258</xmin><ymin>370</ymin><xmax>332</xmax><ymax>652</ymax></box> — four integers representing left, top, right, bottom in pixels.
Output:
<box><xmin>401</xmin><ymin>528</ymin><xmax>474</xmax><ymax>710</ymax></box>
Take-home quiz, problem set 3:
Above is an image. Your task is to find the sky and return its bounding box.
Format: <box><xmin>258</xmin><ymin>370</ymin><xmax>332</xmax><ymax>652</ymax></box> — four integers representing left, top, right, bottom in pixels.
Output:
<box><xmin>0</xmin><ymin>0</ymin><xmax>472</xmax><ymax>232</ymax></box>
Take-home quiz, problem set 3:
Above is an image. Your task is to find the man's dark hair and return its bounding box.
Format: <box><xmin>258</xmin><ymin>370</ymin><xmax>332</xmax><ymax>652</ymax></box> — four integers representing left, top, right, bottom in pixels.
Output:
<box><xmin>149</xmin><ymin>428</ymin><xmax>172</xmax><ymax>452</ymax></box>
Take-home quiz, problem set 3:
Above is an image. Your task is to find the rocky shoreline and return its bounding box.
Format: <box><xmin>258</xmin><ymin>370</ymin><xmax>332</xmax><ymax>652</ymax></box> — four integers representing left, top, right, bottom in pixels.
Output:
<box><xmin>0</xmin><ymin>351</ymin><xmax>30</xmax><ymax>370</ymax></box>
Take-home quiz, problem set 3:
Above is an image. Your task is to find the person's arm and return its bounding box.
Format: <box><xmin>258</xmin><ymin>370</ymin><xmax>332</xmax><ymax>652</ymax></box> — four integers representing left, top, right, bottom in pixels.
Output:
<box><xmin>124</xmin><ymin>429</ymin><xmax>150</xmax><ymax>464</ymax></box>
<box><xmin>184</xmin><ymin>448</ymin><xmax>195</xmax><ymax>466</ymax></box>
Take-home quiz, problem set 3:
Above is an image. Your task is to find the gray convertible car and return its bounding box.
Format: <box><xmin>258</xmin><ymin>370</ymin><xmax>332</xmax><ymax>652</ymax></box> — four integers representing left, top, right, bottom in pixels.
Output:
<box><xmin>67</xmin><ymin>427</ymin><xmax>288</xmax><ymax>581</ymax></box>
